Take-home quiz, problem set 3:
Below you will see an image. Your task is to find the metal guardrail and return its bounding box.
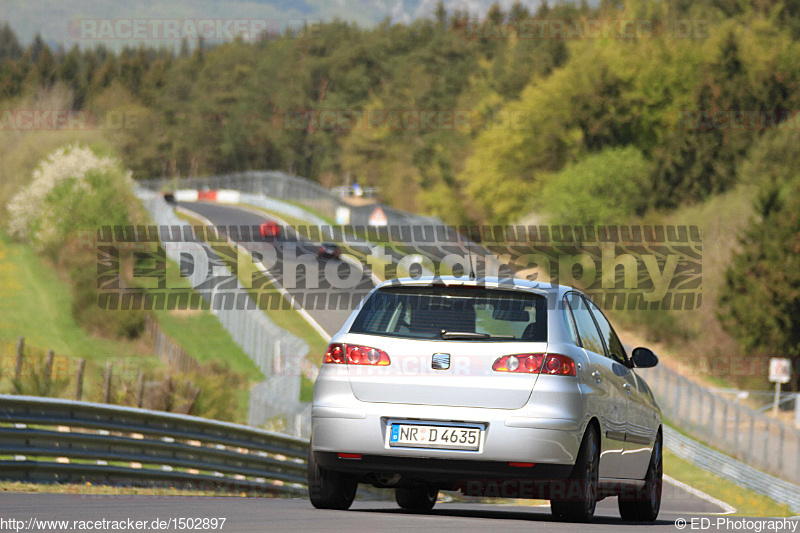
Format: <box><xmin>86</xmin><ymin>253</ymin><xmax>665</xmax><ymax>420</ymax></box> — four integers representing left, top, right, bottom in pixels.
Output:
<box><xmin>0</xmin><ymin>395</ymin><xmax>309</xmax><ymax>495</ymax></box>
<box><xmin>139</xmin><ymin>171</ymin><xmax>444</xmax><ymax>229</ymax></box>
<box><xmin>134</xmin><ymin>172</ymin><xmax>800</xmax><ymax>507</ymax></box>
<box><xmin>664</xmin><ymin>427</ymin><xmax>800</xmax><ymax>513</ymax></box>
<box><xmin>3</xmin><ymin>395</ymin><xmax>799</xmax><ymax>511</ymax></box>
<box><xmin>140</xmin><ymin>171</ymin><xmax>345</xmax><ymax>222</ymax></box>
<box><xmin>135</xmin><ymin>188</ymin><xmax>311</xmax><ymax>437</ymax></box>
<box><xmin>639</xmin><ymin>364</ymin><xmax>800</xmax><ymax>486</ymax></box>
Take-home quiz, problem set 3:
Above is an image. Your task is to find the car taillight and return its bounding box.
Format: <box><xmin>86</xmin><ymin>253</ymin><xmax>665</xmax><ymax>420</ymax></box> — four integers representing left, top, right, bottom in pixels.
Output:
<box><xmin>492</xmin><ymin>353</ymin><xmax>575</xmax><ymax>376</ymax></box>
<box><xmin>492</xmin><ymin>354</ymin><xmax>544</xmax><ymax>373</ymax></box>
<box><xmin>541</xmin><ymin>353</ymin><xmax>575</xmax><ymax>376</ymax></box>
<box><xmin>323</xmin><ymin>343</ymin><xmax>390</xmax><ymax>366</ymax></box>
<box><xmin>324</xmin><ymin>343</ymin><xmax>345</xmax><ymax>364</ymax></box>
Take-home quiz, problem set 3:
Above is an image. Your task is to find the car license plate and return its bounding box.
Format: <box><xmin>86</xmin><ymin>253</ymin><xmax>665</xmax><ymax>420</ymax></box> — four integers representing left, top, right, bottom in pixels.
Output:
<box><xmin>389</xmin><ymin>423</ymin><xmax>482</xmax><ymax>451</ymax></box>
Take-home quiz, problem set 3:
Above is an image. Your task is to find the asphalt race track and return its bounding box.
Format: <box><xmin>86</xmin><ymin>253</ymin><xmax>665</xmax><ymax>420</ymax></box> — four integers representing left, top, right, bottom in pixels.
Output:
<box><xmin>179</xmin><ymin>201</ymin><xmax>376</xmax><ymax>336</ymax></box>
<box><xmin>1</xmin><ymin>485</ymin><xmax>735</xmax><ymax>532</ymax></box>
<box><xmin>1</xmin><ymin>201</ymin><xmax>746</xmax><ymax>530</ymax></box>
<box><xmin>163</xmin><ymin>202</ymin><xmax>735</xmax><ymax>527</ymax></box>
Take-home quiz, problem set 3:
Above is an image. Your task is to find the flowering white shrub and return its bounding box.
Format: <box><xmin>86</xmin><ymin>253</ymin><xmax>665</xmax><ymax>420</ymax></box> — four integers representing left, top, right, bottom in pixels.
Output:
<box><xmin>7</xmin><ymin>144</ymin><xmax>133</xmax><ymax>252</ymax></box>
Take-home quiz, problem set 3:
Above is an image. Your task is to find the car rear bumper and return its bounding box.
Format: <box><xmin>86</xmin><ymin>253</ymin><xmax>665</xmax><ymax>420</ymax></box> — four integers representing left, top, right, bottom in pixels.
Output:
<box><xmin>311</xmin><ymin>401</ymin><xmax>583</xmax><ymax>469</ymax></box>
<box><xmin>315</xmin><ymin>451</ymin><xmax>572</xmax><ymax>479</ymax></box>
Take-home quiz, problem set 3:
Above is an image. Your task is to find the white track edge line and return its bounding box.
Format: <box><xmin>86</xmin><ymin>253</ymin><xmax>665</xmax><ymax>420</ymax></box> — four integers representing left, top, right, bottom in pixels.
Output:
<box><xmin>664</xmin><ymin>474</ymin><xmax>737</xmax><ymax>515</ymax></box>
<box><xmin>222</xmin><ymin>200</ymin><xmax>382</xmax><ymax>286</ymax></box>
<box><xmin>176</xmin><ymin>205</ymin><xmax>333</xmax><ymax>343</ymax></box>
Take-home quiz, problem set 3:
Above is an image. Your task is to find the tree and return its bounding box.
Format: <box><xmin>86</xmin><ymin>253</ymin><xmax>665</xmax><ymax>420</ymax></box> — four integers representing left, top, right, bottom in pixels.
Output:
<box><xmin>434</xmin><ymin>1</ymin><xmax>447</xmax><ymax>28</ymax></box>
<box><xmin>508</xmin><ymin>2</ymin><xmax>531</xmax><ymax>22</ymax></box>
<box><xmin>717</xmin><ymin>130</ymin><xmax>800</xmax><ymax>391</ymax></box>
<box><xmin>539</xmin><ymin>146</ymin><xmax>653</xmax><ymax>226</ymax></box>
<box><xmin>0</xmin><ymin>22</ymin><xmax>22</xmax><ymax>60</ymax></box>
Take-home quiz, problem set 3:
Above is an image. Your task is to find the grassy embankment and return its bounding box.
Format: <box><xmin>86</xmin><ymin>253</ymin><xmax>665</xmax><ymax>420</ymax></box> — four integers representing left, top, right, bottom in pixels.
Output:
<box><xmin>173</xmin><ymin>208</ymin><xmax>329</xmax><ymax>402</ymax></box>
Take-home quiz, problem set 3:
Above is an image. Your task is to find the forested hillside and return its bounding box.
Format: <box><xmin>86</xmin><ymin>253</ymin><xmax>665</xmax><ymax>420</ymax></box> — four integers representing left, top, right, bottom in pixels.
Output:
<box><xmin>2</xmin><ymin>0</ymin><xmax>797</xmax><ymax>224</ymax></box>
<box><xmin>2</xmin><ymin>0</ymin><xmax>800</xmax><ymax>387</ymax></box>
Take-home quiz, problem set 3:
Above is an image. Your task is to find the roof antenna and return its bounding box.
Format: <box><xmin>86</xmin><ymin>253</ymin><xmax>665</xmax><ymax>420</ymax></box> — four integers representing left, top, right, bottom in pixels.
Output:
<box><xmin>466</xmin><ymin>228</ymin><xmax>477</xmax><ymax>281</ymax></box>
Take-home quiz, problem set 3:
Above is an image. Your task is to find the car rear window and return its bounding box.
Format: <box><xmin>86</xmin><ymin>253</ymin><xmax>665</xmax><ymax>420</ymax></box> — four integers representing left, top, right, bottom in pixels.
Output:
<box><xmin>350</xmin><ymin>286</ymin><xmax>547</xmax><ymax>341</ymax></box>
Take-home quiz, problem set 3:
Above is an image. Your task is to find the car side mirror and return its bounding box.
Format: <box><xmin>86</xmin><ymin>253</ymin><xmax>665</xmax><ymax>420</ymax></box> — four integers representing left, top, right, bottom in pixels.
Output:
<box><xmin>631</xmin><ymin>347</ymin><xmax>658</xmax><ymax>368</ymax></box>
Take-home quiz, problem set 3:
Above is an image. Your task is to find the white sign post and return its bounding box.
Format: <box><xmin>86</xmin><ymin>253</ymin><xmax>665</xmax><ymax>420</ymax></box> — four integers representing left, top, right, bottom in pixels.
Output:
<box><xmin>769</xmin><ymin>357</ymin><xmax>791</xmax><ymax>416</ymax></box>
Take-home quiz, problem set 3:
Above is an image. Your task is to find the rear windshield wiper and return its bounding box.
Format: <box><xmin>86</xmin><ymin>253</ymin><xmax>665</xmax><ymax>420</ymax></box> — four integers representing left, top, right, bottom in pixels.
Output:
<box><xmin>440</xmin><ymin>330</ymin><xmax>488</xmax><ymax>339</ymax></box>
<box><xmin>439</xmin><ymin>330</ymin><xmax>514</xmax><ymax>340</ymax></box>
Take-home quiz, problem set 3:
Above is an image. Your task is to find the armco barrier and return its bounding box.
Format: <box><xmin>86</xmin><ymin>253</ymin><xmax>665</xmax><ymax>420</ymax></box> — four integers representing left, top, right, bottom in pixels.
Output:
<box><xmin>664</xmin><ymin>426</ymin><xmax>800</xmax><ymax>513</ymax></box>
<box><xmin>2</xmin><ymin>396</ymin><xmax>797</xmax><ymax>510</ymax></box>
<box><xmin>135</xmin><ymin>187</ymin><xmax>311</xmax><ymax>437</ymax></box>
<box><xmin>639</xmin><ymin>364</ymin><xmax>800</xmax><ymax>486</ymax></box>
<box><xmin>139</xmin><ymin>171</ymin><xmax>444</xmax><ymax>230</ymax></box>
<box><xmin>0</xmin><ymin>395</ymin><xmax>309</xmax><ymax>494</ymax></box>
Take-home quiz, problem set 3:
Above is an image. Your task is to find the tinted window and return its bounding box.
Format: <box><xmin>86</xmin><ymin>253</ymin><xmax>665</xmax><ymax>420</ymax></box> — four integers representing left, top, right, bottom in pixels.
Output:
<box><xmin>586</xmin><ymin>299</ymin><xmax>628</xmax><ymax>364</ymax></box>
<box><xmin>565</xmin><ymin>293</ymin><xmax>605</xmax><ymax>355</ymax></box>
<box><xmin>562</xmin><ymin>295</ymin><xmax>580</xmax><ymax>345</ymax></box>
<box><xmin>351</xmin><ymin>287</ymin><xmax>547</xmax><ymax>341</ymax></box>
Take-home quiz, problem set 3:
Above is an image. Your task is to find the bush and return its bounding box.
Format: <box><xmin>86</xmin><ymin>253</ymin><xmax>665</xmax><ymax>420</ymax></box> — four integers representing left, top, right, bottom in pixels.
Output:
<box><xmin>538</xmin><ymin>146</ymin><xmax>653</xmax><ymax>226</ymax></box>
<box><xmin>7</xmin><ymin>144</ymin><xmax>144</xmax><ymax>339</ymax></box>
<box><xmin>7</xmin><ymin>144</ymin><xmax>134</xmax><ymax>256</ymax></box>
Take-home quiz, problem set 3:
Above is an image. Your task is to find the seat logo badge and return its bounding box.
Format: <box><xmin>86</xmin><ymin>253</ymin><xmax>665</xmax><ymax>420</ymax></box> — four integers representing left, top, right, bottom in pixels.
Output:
<box><xmin>432</xmin><ymin>353</ymin><xmax>450</xmax><ymax>370</ymax></box>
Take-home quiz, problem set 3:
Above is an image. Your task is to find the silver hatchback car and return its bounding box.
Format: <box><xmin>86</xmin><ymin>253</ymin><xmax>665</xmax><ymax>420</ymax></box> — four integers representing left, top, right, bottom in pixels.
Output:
<box><xmin>308</xmin><ymin>277</ymin><xmax>662</xmax><ymax>522</ymax></box>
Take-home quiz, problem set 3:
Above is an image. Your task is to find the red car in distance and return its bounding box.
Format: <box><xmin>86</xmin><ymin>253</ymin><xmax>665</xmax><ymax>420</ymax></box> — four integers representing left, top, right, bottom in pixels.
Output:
<box><xmin>260</xmin><ymin>220</ymin><xmax>281</xmax><ymax>238</ymax></box>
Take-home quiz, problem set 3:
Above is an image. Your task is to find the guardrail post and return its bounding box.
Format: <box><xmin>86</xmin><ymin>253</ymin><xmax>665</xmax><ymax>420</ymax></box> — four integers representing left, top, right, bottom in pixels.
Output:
<box><xmin>14</xmin><ymin>336</ymin><xmax>24</xmax><ymax>386</ymax></box>
<box><xmin>708</xmin><ymin>393</ymin><xmax>715</xmax><ymax>441</ymax></box>
<box><xmin>695</xmin><ymin>384</ymin><xmax>702</xmax><ymax>433</ymax></box>
<box><xmin>778</xmin><ymin>425</ymin><xmax>785</xmax><ymax>473</ymax></box>
<box><xmin>732</xmin><ymin>404</ymin><xmax>741</xmax><ymax>459</ymax></box>
<box><xmin>103</xmin><ymin>362</ymin><xmax>113</xmax><ymax>403</ymax></box>
<box><xmin>44</xmin><ymin>350</ymin><xmax>54</xmax><ymax>396</ymax></box>
<box><xmin>75</xmin><ymin>359</ymin><xmax>85</xmax><ymax>400</ymax></box>
<box><xmin>136</xmin><ymin>371</ymin><xmax>144</xmax><ymax>408</ymax></box>
<box><xmin>164</xmin><ymin>376</ymin><xmax>174</xmax><ymax>411</ymax></box>
<box><xmin>273</xmin><ymin>339</ymin><xmax>281</xmax><ymax>374</ymax></box>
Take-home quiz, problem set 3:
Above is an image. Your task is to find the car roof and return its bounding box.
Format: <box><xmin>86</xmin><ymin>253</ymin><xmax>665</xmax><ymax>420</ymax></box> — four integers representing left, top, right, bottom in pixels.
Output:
<box><xmin>373</xmin><ymin>276</ymin><xmax>572</xmax><ymax>298</ymax></box>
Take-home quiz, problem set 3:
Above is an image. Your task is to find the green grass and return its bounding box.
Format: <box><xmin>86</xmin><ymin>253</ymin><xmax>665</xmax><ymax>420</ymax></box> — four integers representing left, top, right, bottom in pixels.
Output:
<box><xmin>152</xmin><ymin>309</ymin><xmax>262</xmax><ymax>378</ymax></box>
<box><xmin>174</xmin><ymin>210</ymin><xmax>329</xmax><ymax>362</ymax></box>
<box><xmin>132</xmin><ymin>253</ymin><xmax>262</xmax><ymax>379</ymax></box>
<box><xmin>300</xmin><ymin>374</ymin><xmax>314</xmax><ymax>403</ymax></box>
<box><xmin>239</xmin><ymin>200</ymin><xmax>448</xmax><ymax>279</ymax></box>
<box><xmin>663</xmin><ymin>449</ymin><xmax>792</xmax><ymax>516</ymax></box>
<box><xmin>174</xmin><ymin>208</ymin><xmax>333</xmax><ymax>404</ymax></box>
<box><xmin>0</xmin><ymin>228</ymin><xmax>258</xmax><ymax>422</ymax></box>
<box><xmin>0</xmin><ymin>480</ymin><xmax>284</xmax><ymax>497</ymax></box>
<box><xmin>0</xmin><ymin>230</ymin><xmax>169</xmax><ymax>404</ymax></box>
<box><xmin>0</xmin><ymin>230</ymin><xmax>142</xmax><ymax>360</ymax></box>
<box><xmin>278</xmin><ymin>198</ymin><xmax>337</xmax><ymax>226</ymax></box>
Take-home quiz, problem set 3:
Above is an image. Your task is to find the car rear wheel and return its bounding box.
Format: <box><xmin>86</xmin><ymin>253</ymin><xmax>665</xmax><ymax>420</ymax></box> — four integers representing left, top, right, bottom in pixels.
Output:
<box><xmin>395</xmin><ymin>486</ymin><xmax>438</xmax><ymax>512</ymax></box>
<box><xmin>618</xmin><ymin>431</ymin><xmax>662</xmax><ymax>522</ymax></box>
<box><xmin>307</xmin><ymin>448</ymin><xmax>358</xmax><ymax>510</ymax></box>
<box><xmin>550</xmin><ymin>424</ymin><xmax>599</xmax><ymax>522</ymax></box>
